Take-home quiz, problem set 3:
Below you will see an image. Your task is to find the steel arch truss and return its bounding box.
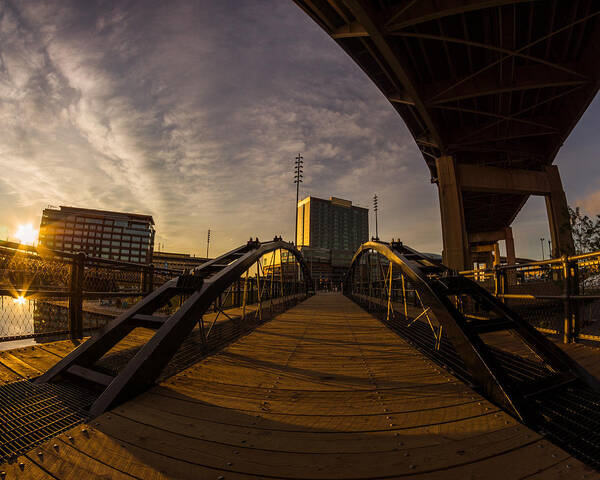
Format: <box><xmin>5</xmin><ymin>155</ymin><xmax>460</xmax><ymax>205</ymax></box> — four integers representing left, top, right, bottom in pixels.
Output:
<box><xmin>36</xmin><ymin>239</ymin><xmax>313</xmax><ymax>416</ymax></box>
<box><xmin>345</xmin><ymin>240</ymin><xmax>600</xmax><ymax>424</ymax></box>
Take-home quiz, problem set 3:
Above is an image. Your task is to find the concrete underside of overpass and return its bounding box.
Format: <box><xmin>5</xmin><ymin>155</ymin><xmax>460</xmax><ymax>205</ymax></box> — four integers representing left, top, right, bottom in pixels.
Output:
<box><xmin>0</xmin><ymin>293</ymin><xmax>598</xmax><ymax>479</ymax></box>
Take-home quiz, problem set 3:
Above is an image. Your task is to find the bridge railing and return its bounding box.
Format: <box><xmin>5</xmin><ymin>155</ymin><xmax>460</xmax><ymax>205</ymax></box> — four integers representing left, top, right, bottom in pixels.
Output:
<box><xmin>460</xmin><ymin>250</ymin><xmax>600</xmax><ymax>344</ymax></box>
<box><xmin>0</xmin><ymin>241</ymin><xmax>181</xmax><ymax>343</ymax></box>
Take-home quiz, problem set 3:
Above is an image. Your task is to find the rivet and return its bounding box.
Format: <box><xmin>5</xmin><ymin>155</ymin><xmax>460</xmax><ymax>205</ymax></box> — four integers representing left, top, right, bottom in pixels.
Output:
<box><xmin>68</xmin><ymin>435</ymin><xmax>74</xmax><ymax>442</ymax></box>
<box><xmin>53</xmin><ymin>443</ymin><xmax>59</xmax><ymax>451</ymax></box>
<box><xmin>227</xmin><ymin>462</ymin><xmax>233</xmax><ymax>466</ymax></box>
<box><xmin>217</xmin><ymin>476</ymin><xmax>225</xmax><ymax>480</ymax></box>
<box><xmin>233</xmin><ymin>451</ymin><xmax>240</xmax><ymax>455</ymax></box>
<box><xmin>19</xmin><ymin>462</ymin><xmax>25</xmax><ymax>470</ymax></box>
<box><xmin>0</xmin><ymin>471</ymin><xmax>5</xmax><ymax>479</ymax></box>
<box><xmin>409</xmin><ymin>464</ymin><xmax>416</xmax><ymax>469</ymax></box>
<box><xmin>566</xmin><ymin>465</ymin><xmax>572</xmax><ymax>469</ymax></box>
<box><xmin>37</xmin><ymin>451</ymin><xmax>43</xmax><ymax>460</ymax></box>
<box><xmin>404</xmin><ymin>452</ymin><xmax>409</xmax><ymax>457</ymax></box>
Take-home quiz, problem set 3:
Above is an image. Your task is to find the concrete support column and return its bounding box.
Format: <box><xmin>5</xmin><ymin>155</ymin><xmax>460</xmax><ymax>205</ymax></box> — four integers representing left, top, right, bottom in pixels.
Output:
<box><xmin>493</xmin><ymin>243</ymin><xmax>501</xmax><ymax>267</ymax></box>
<box><xmin>544</xmin><ymin>166</ymin><xmax>574</xmax><ymax>257</ymax></box>
<box><xmin>505</xmin><ymin>227</ymin><xmax>516</xmax><ymax>265</ymax></box>
<box><xmin>436</xmin><ymin>156</ymin><xmax>470</xmax><ymax>271</ymax></box>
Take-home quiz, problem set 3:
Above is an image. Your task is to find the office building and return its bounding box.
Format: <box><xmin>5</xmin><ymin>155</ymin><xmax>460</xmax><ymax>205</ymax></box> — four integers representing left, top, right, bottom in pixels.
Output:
<box><xmin>296</xmin><ymin>196</ymin><xmax>368</xmax><ymax>251</ymax></box>
<box><xmin>259</xmin><ymin>196</ymin><xmax>368</xmax><ymax>288</ymax></box>
<box><xmin>153</xmin><ymin>251</ymin><xmax>209</xmax><ymax>272</ymax></box>
<box><xmin>38</xmin><ymin>206</ymin><xmax>155</xmax><ymax>263</ymax></box>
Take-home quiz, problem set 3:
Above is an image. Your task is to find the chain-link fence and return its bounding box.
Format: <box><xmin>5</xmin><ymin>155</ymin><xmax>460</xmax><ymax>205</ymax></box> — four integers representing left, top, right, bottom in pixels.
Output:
<box><xmin>0</xmin><ymin>242</ymin><xmax>179</xmax><ymax>342</ymax></box>
<box><xmin>461</xmin><ymin>251</ymin><xmax>600</xmax><ymax>344</ymax></box>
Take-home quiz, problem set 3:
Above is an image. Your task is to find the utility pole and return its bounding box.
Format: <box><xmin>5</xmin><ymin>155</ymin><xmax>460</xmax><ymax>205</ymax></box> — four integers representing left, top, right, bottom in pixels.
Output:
<box><xmin>548</xmin><ymin>239</ymin><xmax>552</xmax><ymax>259</ymax></box>
<box><xmin>373</xmin><ymin>194</ymin><xmax>379</xmax><ymax>240</ymax></box>
<box><xmin>294</xmin><ymin>153</ymin><xmax>304</xmax><ymax>246</ymax></box>
<box><xmin>207</xmin><ymin>229</ymin><xmax>211</xmax><ymax>258</ymax></box>
<box><xmin>540</xmin><ymin>237</ymin><xmax>545</xmax><ymax>260</ymax></box>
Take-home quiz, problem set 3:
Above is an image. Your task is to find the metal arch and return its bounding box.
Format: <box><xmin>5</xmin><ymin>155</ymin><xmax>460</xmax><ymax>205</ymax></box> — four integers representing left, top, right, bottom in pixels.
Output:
<box><xmin>345</xmin><ymin>240</ymin><xmax>600</xmax><ymax>424</ymax></box>
<box><xmin>37</xmin><ymin>239</ymin><xmax>313</xmax><ymax>416</ymax></box>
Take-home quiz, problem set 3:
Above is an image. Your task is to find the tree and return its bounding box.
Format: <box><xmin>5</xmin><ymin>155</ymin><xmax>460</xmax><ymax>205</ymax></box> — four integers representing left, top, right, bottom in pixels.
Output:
<box><xmin>569</xmin><ymin>206</ymin><xmax>600</xmax><ymax>254</ymax></box>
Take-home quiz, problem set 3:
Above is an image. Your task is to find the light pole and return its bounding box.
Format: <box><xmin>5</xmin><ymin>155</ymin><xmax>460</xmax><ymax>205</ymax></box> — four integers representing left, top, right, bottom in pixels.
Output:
<box><xmin>540</xmin><ymin>237</ymin><xmax>545</xmax><ymax>260</ymax></box>
<box><xmin>373</xmin><ymin>194</ymin><xmax>379</xmax><ymax>240</ymax></box>
<box><xmin>294</xmin><ymin>153</ymin><xmax>303</xmax><ymax>246</ymax></box>
<box><xmin>548</xmin><ymin>239</ymin><xmax>552</xmax><ymax>259</ymax></box>
<box><xmin>207</xmin><ymin>229</ymin><xmax>211</xmax><ymax>258</ymax></box>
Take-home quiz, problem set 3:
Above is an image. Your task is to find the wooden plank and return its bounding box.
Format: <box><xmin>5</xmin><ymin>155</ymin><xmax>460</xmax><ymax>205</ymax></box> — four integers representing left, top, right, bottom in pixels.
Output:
<box><xmin>54</xmin><ymin>428</ymin><xmax>169</xmax><ymax>480</ymax></box>
<box><xmin>25</xmin><ymin>437</ymin><xmax>135</xmax><ymax>480</ymax></box>
<box><xmin>0</xmin><ymin>361</ymin><xmax>22</xmax><ymax>384</ymax></box>
<box><xmin>7</xmin><ymin>345</ymin><xmax>62</xmax><ymax>373</ymax></box>
<box><xmin>0</xmin><ymin>454</ymin><xmax>55</xmax><ymax>479</ymax></box>
<box><xmin>5</xmin><ymin>292</ymin><xmax>594</xmax><ymax>478</ymax></box>
<box><xmin>0</xmin><ymin>351</ymin><xmax>42</xmax><ymax>378</ymax></box>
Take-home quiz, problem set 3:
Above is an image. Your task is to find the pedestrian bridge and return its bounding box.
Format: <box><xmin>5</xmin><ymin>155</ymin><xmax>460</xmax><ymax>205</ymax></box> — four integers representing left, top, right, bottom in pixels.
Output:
<box><xmin>0</xmin><ymin>293</ymin><xmax>598</xmax><ymax>478</ymax></box>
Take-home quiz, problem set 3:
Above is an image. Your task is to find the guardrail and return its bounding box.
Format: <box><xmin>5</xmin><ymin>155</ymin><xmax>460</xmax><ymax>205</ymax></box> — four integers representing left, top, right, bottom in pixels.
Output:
<box><xmin>460</xmin><ymin>250</ymin><xmax>600</xmax><ymax>344</ymax></box>
<box><xmin>0</xmin><ymin>241</ymin><xmax>180</xmax><ymax>342</ymax></box>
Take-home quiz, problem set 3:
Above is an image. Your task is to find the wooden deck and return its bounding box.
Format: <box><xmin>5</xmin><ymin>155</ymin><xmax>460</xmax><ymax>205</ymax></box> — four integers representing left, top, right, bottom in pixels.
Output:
<box><xmin>0</xmin><ymin>293</ymin><xmax>599</xmax><ymax>479</ymax></box>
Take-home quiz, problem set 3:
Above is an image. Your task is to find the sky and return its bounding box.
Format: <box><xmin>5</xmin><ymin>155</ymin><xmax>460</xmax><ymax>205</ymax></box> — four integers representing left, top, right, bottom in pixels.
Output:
<box><xmin>1</xmin><ymin>0</ymin><xmax>599</xmax><ymax>260</ymax></box>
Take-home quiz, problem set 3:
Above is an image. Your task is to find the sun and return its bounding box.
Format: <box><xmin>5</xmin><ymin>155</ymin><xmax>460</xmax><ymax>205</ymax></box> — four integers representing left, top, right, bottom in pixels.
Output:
<box><xmin>13</xmin><ymin>296</ymin><xmax>26</xmax><ymax>305</ymax></box>
<box><xmin>15</xmin><ymin>224</ymin><xmax>38</xmax><ymax>245</ymax></box>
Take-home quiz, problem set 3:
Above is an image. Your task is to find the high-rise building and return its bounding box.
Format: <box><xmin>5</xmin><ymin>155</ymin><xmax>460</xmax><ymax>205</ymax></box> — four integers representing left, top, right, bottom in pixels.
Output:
<box><xmin>38</xmin><ymin>206</ymin><xmax>155</xmax><ymax>263</ymax></box>
<box><xmin>289</xmin><ymin>196</ymin><xmax>369</xmax><ymax>287</ymax></box>
<box><xmin>296</xmin><ymin>196</ymin><xmax>368</xmax><ymax>251</ymax></box>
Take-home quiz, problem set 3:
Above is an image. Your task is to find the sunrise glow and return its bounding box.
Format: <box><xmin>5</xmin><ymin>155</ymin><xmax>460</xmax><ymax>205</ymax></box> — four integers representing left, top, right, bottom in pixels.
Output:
<box><xmin>15</xmin><ymin>224</ymin><xmax>38</xmax><ymax>245</ymax></box>
<box><xmin>12</xmin><ymin>296</ymin><xmax>26</xmax><ymax>305</ymax></box>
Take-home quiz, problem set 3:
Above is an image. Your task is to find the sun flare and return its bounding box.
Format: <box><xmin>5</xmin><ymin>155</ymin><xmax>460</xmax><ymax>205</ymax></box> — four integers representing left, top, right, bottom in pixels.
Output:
<box><xmin>13</xmin><ymin>296</ymin><xmax>26</xmax><ymax>305</ymax></box>
<box><xmin>15</xmin><ymin>224</ymin><xmax>38</xmax><ymax>245</ymax></box>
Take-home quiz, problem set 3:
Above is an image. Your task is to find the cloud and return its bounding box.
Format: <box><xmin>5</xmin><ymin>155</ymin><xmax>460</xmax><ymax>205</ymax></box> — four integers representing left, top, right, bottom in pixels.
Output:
<box><xmin>1</xmin><ymin>0</ymin><xmax>598</xmax><ymax>261</ymax></box>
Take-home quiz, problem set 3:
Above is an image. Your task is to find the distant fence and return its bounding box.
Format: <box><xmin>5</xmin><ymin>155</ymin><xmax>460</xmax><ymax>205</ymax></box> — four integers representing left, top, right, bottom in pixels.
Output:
<box><xmin>0</xmin><ymin>241</ymin><xmax>180</xmax><ymax>342</ymax></box>
<box><xmin>460</xmin><ymin>251</ymin><xmax>600</xmax><ymax>344</ymax></box>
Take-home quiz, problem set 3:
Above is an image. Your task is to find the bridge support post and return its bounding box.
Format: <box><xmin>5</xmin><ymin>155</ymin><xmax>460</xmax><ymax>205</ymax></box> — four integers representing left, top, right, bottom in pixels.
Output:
<box><xmin>545</xmin><ymin>166</ymin><xmax>575</xmax><ymax>258</ymax></box>
<box><xmin>436</xmin><ymin>156</ymin><xmax>470</xmax><ymax>271</ymax></box>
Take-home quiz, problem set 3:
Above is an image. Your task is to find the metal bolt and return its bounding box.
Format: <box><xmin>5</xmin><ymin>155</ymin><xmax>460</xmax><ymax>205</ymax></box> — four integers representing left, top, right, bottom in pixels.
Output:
<box><xmin>217</xmin><ymin>476</ymin><xmax>224</xmax><ymax>480</ymax></box>
<box><xmin>0</xmin><ymin>471</ymin><xmax>5</xmax><ymax>479</ymax></box>
<box><xmin>68</xmin><ymin>435</ymin><xmax>74</xmax><ymax>442</ymax></box>
<box><xmin>409</xmin><ymin>465</ymin><xmax>416</xmax><ymax>469</ymax></box>
<box><xmin>227</xmin><ymin>462</ymin><xmax>233</xmax><ymax>466</ymax></box>
<box><xmin>53</xmin><ymin>443</ymin><xmax>59</xmax><ymax>451</ymax></box>
<box><xmin>19</xmin><ymin>462</ymin><xmax>25</xmax><ymax>471</ymax></box>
